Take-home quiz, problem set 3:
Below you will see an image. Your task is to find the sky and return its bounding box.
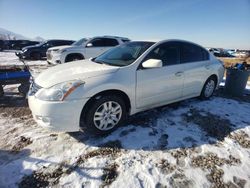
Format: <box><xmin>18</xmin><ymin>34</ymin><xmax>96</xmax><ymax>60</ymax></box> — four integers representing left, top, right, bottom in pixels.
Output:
<box><xmin>0</xmin><ymin>0</ymin><xmax>250</xmax><ymax>49</ymax></box>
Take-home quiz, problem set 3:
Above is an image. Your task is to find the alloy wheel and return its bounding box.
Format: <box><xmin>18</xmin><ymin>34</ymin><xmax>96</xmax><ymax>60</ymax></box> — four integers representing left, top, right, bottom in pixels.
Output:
<box><xmin>204</xmin><ymin>80</ymin><xmax>215</xmax><ymax>97</ymax></box>
<box><xmin>93</xmin><ymin>101</ymin><xmax>122</xmax><ymax>131</ymax></box>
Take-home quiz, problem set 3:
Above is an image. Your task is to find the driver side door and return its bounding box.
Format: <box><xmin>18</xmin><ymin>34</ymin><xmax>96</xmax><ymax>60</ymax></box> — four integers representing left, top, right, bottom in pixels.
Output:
<box><xmin>85</xmin><ymin>38</ymin><xmax>108</xmax><ymax>58</ymax></box>
<box><xmin>136</xmin><ymin>42</ymin><xmax>184</xmax><ymax>109</ymax></box>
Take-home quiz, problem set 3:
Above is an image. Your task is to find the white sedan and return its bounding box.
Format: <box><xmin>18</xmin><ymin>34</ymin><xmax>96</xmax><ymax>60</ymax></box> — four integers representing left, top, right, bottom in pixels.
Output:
<box><xmin>28</xmin><ymin>40</ymin><xmax>224</xmax><ymax>134</ymax></box>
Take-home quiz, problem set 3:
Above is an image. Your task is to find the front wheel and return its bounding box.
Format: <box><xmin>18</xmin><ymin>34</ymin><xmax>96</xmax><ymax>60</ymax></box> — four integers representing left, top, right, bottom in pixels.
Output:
<box><xmin>82</xmin><ymin>95</ymin><xmax>127</xmax><ymax>135</ymax></box>
<box><xmin>200</xmin><ymin>77</ymin><xmax>216</xmax><ymax>99</ymax></box>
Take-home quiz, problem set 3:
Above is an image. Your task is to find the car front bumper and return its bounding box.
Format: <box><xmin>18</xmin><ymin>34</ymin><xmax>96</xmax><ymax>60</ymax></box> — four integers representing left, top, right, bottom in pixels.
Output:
<box><xmin>47</xmin><ymin>52</ymin><xmax>65</xmax><ymax>64</ymax></box>
<box><xmin>28</xmin><ymin>95</ymin><xmax>89</xmax><ymax>132</ymax></box>
<box><xmin>16</xmin><ymin>51</ymin><xmax>29</xmax><ymax>59</ymax></box>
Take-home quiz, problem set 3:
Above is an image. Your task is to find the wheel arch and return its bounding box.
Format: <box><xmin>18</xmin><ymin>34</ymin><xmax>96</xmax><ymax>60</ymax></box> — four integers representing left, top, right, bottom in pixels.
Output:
<box><xmin>80</xmin><ymin>89</ymin><xmax>131</xmax><ymax>124</ymax></box>
<box><xmin>65</xmin><ymin>53</ymin><xmax>85</xmax><ymax>62</ymax></box>
<box><xmin>200</xmin><ymin>74</ymin><xmax>218</xmax><ymax>96</ymax></box>
<box><xmin>208</xmin><ymin>74</ymin><xmax>218</xmax><ymax>86</ymax></box>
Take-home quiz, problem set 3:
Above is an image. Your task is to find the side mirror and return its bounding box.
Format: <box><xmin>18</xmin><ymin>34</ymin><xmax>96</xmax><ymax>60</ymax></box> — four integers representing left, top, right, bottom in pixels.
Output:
<box><xmin>86</xmin><ymin>43</ymin><xmax>93</xmax><ymax>47</ymax></box>
<box><xmin>142</xmin><ymin>59</ymin><xmax>163</xmax><ymax>69</ymax></box>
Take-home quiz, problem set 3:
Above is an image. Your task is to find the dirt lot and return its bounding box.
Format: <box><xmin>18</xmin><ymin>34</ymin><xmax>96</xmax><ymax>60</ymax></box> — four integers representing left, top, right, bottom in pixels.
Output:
<box><xmin>219</xmin><ymin>57</ymin><xmax>250</xmax><ymax>68</ymax></box>
<box><xmin>0</xmin><ymin>52</ymin><xmax>250</xmax><ymax>188</ymax></box>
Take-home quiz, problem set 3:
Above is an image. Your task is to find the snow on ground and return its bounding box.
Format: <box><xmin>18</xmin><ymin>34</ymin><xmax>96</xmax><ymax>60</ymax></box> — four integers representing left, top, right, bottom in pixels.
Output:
<box><xmin>0</xmin><ymin>51</ymin><xmax>47</xmax><ymax>66</ymax></box>
<box><xmin>0</xmin><ymin>52</ymin><xmax>250</xmax><ymax>188</ymax></box>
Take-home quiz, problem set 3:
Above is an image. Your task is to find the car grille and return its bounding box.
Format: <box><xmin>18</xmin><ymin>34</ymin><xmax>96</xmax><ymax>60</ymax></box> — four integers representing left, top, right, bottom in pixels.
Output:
<box><xmin>28</xmin><ymin>82</ymin><xmax>42</xmax><ymax>96</ymax></box>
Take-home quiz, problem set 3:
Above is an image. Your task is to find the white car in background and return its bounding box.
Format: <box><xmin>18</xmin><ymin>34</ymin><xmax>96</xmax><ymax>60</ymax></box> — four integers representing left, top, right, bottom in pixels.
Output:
<box><xmin>29</xmin><ymin>40</ymin><xmax>224</xmax><ymax>134</ymax></box>
<box><xmin>46</xmin><ymin>36</ymin><xmax>130</xmax><ymax>64</ymax></box>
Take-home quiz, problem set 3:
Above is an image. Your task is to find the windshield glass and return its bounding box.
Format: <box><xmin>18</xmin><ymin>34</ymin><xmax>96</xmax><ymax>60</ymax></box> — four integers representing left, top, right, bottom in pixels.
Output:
<box><xmin>94</xmin><ymin>42</ymin><xmax>154</xmax><ymax>67</ymax></box>
<box><xmin>72</xmin><ymin>38</ymin><xmax>87</xmax><ymax>46</ymax></box>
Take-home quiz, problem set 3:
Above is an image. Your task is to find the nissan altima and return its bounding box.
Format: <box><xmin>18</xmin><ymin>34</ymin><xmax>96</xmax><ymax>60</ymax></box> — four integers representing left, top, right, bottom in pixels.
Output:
<box><xmin>28</xmin><ymin>40</ymin><xmax>224</xmax><ymax>134</ymax></box>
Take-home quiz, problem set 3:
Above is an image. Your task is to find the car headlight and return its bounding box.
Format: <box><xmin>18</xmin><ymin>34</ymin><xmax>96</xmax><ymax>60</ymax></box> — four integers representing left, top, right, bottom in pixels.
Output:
<box><xmin>35</xmin><ymin>80</ymin><xmax>85</xmax><ymax>101</ymax></box>
<box><xmin>57</xmin><ymin>49</ymin><xmax>67</xmax><ymax>54</ymax></box>
<box><xmin>23</xmin><ymin>49</ymin><xmax>28</xmax><ymax>52</ymax></box>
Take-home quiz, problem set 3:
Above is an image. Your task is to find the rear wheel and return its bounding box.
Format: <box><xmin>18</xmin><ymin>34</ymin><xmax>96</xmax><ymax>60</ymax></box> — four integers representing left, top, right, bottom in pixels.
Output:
<box><xmin>200</xmin><ymin>76</ymin><xmax>217</xmax><ymax>99</ymax></box>
<box><xmin>82</xmin><ymin>95</ymin><xmax>127</xmax><ymax>135</ymax></box>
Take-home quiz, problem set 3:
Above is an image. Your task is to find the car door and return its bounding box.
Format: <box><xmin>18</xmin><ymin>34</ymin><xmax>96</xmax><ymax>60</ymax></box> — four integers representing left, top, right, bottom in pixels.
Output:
<box><xmin>84</xmin><ymin>38</ymin><xmax>107</xmax><ymax>58</ymax></box>
<box><xmin>136</xmin><ymin>42</ymin><xmax>184</xmax><ymax>109</ymax></box>
<box><xmin>180</xmin><ymin>42</ymin><xmax>211</xmax><ymax>97</ymax></box>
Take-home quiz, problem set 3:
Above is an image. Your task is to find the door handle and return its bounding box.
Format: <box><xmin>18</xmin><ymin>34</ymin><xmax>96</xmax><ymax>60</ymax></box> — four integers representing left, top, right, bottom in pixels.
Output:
<box><xmin>175</xmin><ymin>71</ymin><xmax>183</xmax><ymax>77</ymax></box>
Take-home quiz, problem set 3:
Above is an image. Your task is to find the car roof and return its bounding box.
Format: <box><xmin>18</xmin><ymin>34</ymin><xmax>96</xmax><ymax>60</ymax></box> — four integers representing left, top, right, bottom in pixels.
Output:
<box><xmin>45</xmin><ymin>39</ymin><xmax>75</xmax><ymax>42</ymax></box>
<box><xmin>135</xmin><ymin>39</ymin><xmax>208</xmax><ymax>51</ymax></box>
<box><xmin>94</xmin><ymin>36</ymin><xmax>130</xmax><ymax>40</ymax></box>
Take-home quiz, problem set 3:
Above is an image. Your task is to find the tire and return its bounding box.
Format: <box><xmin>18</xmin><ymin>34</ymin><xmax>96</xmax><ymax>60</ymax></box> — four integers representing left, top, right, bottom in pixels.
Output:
<box><xmin>200</xmin><ymin>76</ymin><xmax>217</xmax><ymax>99</ymax></box>
<box><xmin>31</xmin><ymin>52</ymin><xmax>41</xmax><ymax>60</ymax></box>
<box><xmin>18</xmin><ymin>83</ymin><xmax>30</xmax><ymax>97</ymax></box>
<box><xmin>0</xmin><ymin>85</ymin><xmax>4</xmax><ymax>97</ymax></box>
<box><xmin>65</xmin><ymin>54</ymin><xmax>84</xmax><ymax>63</ymax></box>
<box><xmin>82</xmin><ymin>95</ymin><xmax>127</xmax><ymax>135</ymax></box>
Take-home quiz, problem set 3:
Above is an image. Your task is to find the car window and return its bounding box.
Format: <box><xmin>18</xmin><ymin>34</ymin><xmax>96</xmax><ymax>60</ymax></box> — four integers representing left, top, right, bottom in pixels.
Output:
<box><xmin>144</xmin><ymin>42</ymin><xmax>180</xmax><ymax>66</ymax></box>
<box><xmin>180</xmin><ymin>43</ymin><xmax>209</xmax><ymax>63</ymax></box>
<box><xmin>63</xmin><ymin>40</ymin><xmax>74</xmax><ymax>45</ymax></box>
<box><xmin>89</xmin><ymin>38</ymin><xmax>106</xmax><ymax>47</ymax></box>
<box><xmin>72</xmin><ymin>38</ymin><xmax>87</xmax><ymax>46</ymax></box>
<box><xmin>94</xmin><ymin>42</ymin><xmax>154</xmax><ymax>67</ymax></box>
<box><xmin>54</xmin><ymin>41</ymin><xmax>64</xmax><ymax>46</ymax></box>
<box><xmin>104</xmin><ymin>38</ymin><xmax>119</xmax><ymax>46</ymax></box>
<box><xmin>42</xmin><ymin>42</ymin><xmax>51</xmax><ymax>47</ymax></box>
<box><xmin>122</xmin><ymin>39</ymin><xmax>130</xmax><ymax>43</ymax></box>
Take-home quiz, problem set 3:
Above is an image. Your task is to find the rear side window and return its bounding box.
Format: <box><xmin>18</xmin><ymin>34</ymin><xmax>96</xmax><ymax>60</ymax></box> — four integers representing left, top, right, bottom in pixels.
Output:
<box><xmin>181</xmin><ymin>43</ymin><xmax>209</xmax><ymax>63</ymax></box>
<box><xmin>104</xmin><ymin>38</ymin><xmax>119</xmax><ymax>46</ymax></box>
<box><xmin>144</xmin><ymin>42</ymin><xmax>180</xmax><ymax>66</ymax></box>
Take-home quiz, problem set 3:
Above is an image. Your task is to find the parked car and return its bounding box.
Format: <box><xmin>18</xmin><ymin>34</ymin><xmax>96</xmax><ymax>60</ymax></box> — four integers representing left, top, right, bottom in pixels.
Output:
<box><xmin>0</xmin><ymin>40</ymin><xmax>4</xmax><ymax>51</ymax></box>
<box><xmin>208</xmin><ymin>48</ymin><xmax>221</xmax><ymax>57</ymax></box>
<box><xmin>28</xmin><ymin>40</ymin><xmax>224</xmax><ymax>134</ymax></box>
<box><xmin>16</xmin><ymin>39</ymin><xmax>75</xmax><ymax>60</ymax></box>
<box><xmin>2</xmin><ymin>40</ymin><xmax>17</xmax><ymax>50</ymax></box>
<box><xmin>10</xmin><ymin>40</ymin><xmax>40</xmax><ymax>50</ymax></box>
<box><xmin>46</xmin><ymin>36</ymin><xmax>130</xmax><ymax>64</ymax></box>
<box><xmin>208</xmin><ymin>48</ymin><xmax>236</xmax><ymax>58</ymax></box>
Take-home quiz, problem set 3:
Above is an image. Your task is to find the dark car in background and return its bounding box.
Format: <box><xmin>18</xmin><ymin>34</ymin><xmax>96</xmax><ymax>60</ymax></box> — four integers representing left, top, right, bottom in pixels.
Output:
<box><xmin>16</xmin><ymin>39</ymin><xmax>75</xmax><ymax>60</ymax></box>
<box><xmin>0</xmin><ymin>40</ymin><xmax>16</xmax><ymax>50</ymax></box>
<box><xmin>11</xmin><ymin>40</ymin><xmax>40</xmax><ymax>50</ymax></box>
<box><xmin>0</xmin><ymin>40</ymin><xmax>4</xmax><ymax>51</ymax></box>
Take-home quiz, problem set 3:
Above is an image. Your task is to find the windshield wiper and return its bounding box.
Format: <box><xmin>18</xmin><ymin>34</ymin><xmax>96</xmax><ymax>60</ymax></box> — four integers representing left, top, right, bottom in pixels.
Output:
<box><xmin>92</xmin><ymin>58</ymin><xmax>122</xmax><ymax>67</ymax></box>
<box><xmin>92</xmin><ymin>58</ymin><xmax>108</xmax><ymax>65</ymax></box>
<box><xmin>94</xmin><ymin>60</ymin><xmax>105</xmax><ymax>64</ymax></box>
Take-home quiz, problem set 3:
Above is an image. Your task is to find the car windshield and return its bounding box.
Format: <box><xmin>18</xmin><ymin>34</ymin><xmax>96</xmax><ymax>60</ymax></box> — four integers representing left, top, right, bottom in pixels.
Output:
<box><xmin>72</xmin><ymin>38</ymin><xmax>88</xmax><ymax>46</ymax></box>
<box><xmin>93</xmin><ymin>42</ymin><xmax>155</xmax><ymax>67</ymax></box>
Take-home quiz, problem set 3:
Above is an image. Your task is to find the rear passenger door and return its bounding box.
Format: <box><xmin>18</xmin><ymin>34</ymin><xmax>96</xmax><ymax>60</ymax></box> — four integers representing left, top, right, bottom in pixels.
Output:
<box><xmin>180</xmin><ymin>42</ymin><xmax>210</xmax><ymax>97</ymax></box>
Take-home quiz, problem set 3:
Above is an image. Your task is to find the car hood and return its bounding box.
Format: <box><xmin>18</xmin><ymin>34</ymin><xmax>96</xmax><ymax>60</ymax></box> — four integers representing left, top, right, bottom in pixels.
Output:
<box><xmin>54</xmin><ymin>45</ymin><xmax>84</xmax><ymax>51</ymax></box>
<box><xmin>48</xmin><ymin>45</ymin><xmax>72</xmax><ymax>51</ymax></box>
<box><xmin>35</xmin><ymin>59</ymin><xmax>119</xmax><ymax>88</ymax></box>
<box><xmin>22</xmin><ymin>44</ymin><xmax>41</xmax><ymax>51</ymax></box>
